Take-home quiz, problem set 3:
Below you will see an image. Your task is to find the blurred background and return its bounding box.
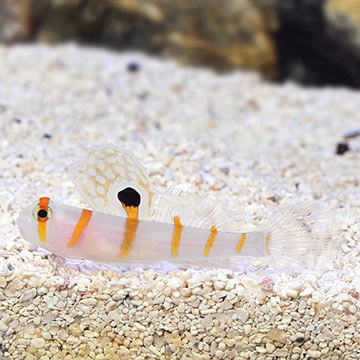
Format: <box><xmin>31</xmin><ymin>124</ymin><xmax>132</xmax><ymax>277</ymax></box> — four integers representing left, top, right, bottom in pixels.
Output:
<box><xmin>1</xmin><ymin>0</ymin><xmax>360</xmax><ymax>88</ymax></box>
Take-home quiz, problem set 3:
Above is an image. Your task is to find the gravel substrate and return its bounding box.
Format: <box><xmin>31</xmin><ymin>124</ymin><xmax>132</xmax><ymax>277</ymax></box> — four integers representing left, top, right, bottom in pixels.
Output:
<box><xmin>0</xmin><ymin>44</ymin><xmax>360</xmax><ymax>360</ymax></box>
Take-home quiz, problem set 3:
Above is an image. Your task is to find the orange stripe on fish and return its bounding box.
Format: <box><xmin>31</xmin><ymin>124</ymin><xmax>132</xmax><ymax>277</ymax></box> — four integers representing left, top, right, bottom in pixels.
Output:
<box><xmin>235</xmin><ymin>233</ymin><xmax>247</xmax><ymax>253</ymax></box>
<box><xmin>68</xmin><ymin>209</ymin><xmax>93</xmax><ymax>248</ymax></box>
<box><xmin>171</xmin><ymin>216</ymin><xmax>183</xmax><ymax>258</ymax></box>
<box><xmin>37</xmin><ymin>197</ymin><xmax>50</xmax><ymax>243</ymax></box>
<box><xmin>204</xmin><ymin>225</ymin><xmax>218</xmax><ymax>257</ymax></box>
<box><xmin>119</xmin><ymin>205</ymin><xmax>139</xmax><ymax>259</ymax></box>
<box><xmin>266</xmin><ymin>233</ymin><xmax>271</xmax><ymax>256</ymax></box>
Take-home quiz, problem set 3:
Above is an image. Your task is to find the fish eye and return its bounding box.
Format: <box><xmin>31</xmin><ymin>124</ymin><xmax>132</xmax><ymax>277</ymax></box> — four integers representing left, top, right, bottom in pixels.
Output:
<box><xmin>32</xmin><ymin>205</ymin><xmax>53</xmax><ymax>221</ymax></box>
<box><xmin>38</xmin><ymin>209</ymin><xmax>48</xmax><ymax>218</ymax></box>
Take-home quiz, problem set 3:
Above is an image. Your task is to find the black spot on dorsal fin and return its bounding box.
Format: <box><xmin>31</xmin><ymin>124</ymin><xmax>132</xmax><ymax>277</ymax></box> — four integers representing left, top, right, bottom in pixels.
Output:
<box><xmin>117</xmin><ymin>187</ymin><xmax>141</xmax><ymax>207</ymax></box>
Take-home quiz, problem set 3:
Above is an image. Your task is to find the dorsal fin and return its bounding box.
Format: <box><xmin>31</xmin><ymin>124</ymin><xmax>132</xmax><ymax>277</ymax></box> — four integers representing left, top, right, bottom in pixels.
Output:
<box><xmin>150</xmin><ymin>188</ymin><xmax>237</xmax><ymax>231</ymax></box>
<box><xmin>69</xmin><ymin>144</ymin><xmax>155</xmax><ymax>219</ymax></box>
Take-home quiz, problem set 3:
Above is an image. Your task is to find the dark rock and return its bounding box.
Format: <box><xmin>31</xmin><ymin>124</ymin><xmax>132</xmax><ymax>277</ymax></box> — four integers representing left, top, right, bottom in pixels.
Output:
<box><xmin>336</xmin><ymin>142</ymin><xmax>350</xmax><ymax>155</ymax></box>
<box><xmin>0</xmin><ymin>0</ymin><xmax>32</xmax><ymax>42</ymax></box>
<box><xmin>127</xmin><ymin>61</ymin><xmax>140</xmax><ymax>72</ymax></box>
<box><xmin>2</xmin><ymin>0</ymin><xmax>360</xmax><ymax>87</ymax></box>
<box><xmin>0</xmin><ymin>0</ymin><xmax>278</xmax><ymax>77</ymax></box>
<box><xmin>272</xmin><ymin>0</ymin><xmax>360</xmax><ymax>87</ymax></box>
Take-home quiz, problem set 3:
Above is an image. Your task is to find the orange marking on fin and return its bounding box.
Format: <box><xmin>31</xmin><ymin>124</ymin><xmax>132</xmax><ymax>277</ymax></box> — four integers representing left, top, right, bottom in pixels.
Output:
<box><xmin>69</xmin><ymin>209</ymin><xmax>93</xmax><ymax>248</ymax></box>
<box><xmin>171</xmin><ymin>216</ymin><xmax>183</xmax><ymax>258</ymax></box>
<box><xmin>119</xmin><ymin>205</ymin><xmax>139</xmax><ymax>259</ymax></box>
<box><xmin>38</xmin><ymin>197</ymin><xmax>50</xmax><ymax>243</ymax></box>
<box><xmin>235</xmin><ymin>233</ymin><xmax>247</xmax><ymax>253</ymax></box>
<box><xmin>266</xmin><ymin>233</ymin><xmax>271</xmax><ymax>256</ymax></box>
<box><xmin>204</xmin><ymin>225</ymin><xmax>218</xmax><ymax>257</ymax></box>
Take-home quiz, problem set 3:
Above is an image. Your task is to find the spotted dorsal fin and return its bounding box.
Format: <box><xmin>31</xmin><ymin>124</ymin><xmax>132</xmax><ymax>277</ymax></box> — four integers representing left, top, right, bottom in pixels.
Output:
<box><xmin>69</xmin><ymin>144</ymin><xmax>155</xmax><ymax>219</ymax></box>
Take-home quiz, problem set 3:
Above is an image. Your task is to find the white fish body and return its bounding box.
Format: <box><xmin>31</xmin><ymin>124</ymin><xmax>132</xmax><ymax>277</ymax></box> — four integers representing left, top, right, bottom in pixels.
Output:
<box><xmin>17</xmin><ymin>144</ymin><xmax>337</xmax><ymax>268</ymax></box>
<box><xmin>17</xmin><ymin>200</ymin><xmax>269</xmax><ymax>263</ymax></box>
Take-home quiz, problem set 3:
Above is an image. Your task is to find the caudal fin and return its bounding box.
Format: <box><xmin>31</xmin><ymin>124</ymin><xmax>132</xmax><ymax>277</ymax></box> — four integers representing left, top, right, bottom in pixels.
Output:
<box><xmin>263</xmin><ymin>203</ymin><xmax>339</xmax><ymax>268</ymax></box>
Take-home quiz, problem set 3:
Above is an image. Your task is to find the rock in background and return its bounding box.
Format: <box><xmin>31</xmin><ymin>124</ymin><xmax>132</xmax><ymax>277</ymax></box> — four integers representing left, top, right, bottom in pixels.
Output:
<box><xmin>273</xmin><ymin>0</ymin><xmax>360</xmax><ymax>87</ymax></box>
<box><xmin>0</xmin><ymin>0</ymin><xmax>32</xmax><ymax>42</ymax></box>
<box><xmin>1</xmin><ymin>0</ymin><xmax>360</xmax><ymax>86</ymax></box>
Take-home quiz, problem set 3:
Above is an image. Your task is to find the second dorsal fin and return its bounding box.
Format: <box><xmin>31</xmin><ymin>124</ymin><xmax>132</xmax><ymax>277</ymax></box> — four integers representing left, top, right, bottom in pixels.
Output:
<box><xmin>150</xmin><ymin>188</ymin><xmax>237</xmax><ymax>231</ymax></box>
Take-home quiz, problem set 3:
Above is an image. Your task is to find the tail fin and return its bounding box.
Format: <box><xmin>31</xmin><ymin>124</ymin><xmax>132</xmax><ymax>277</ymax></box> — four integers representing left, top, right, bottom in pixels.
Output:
<box><xmin>263</xmin><ymin>203</ymin><xmax>339</xmax><ymax>268</ymax></box>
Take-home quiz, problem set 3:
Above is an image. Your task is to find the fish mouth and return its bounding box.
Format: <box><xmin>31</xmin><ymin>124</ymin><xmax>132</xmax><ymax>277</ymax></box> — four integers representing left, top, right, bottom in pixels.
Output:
<box><xmin>16</xmin><ymin>205</ymin><xmax>34</xmax><ymax>241</ymax></box>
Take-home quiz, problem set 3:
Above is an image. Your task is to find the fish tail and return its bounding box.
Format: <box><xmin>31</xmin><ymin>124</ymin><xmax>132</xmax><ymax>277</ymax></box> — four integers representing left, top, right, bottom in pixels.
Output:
<box><xmin>263</xmin><ymin>202</ymin><xmax>338</xmax><ymax>268</ymax></box>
